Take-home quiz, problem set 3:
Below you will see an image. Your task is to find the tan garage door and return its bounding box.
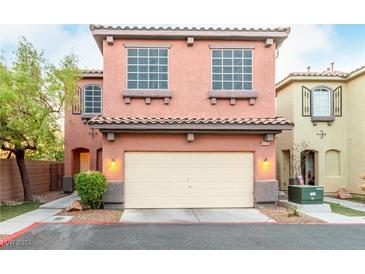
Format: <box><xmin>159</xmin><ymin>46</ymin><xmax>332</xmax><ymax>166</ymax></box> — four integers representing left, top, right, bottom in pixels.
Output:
<box><xmin>124</xmin><ymin>152</ymin><xmax>254</xmax><ymax>208</ymax></box>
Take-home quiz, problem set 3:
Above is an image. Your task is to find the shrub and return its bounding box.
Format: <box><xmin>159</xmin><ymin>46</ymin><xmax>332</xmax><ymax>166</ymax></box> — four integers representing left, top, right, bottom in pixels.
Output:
<box><xmin>75</xmin><ymin>171</ymin><xmax>107</xmax><ymax>209</ymax></box>
<box><xmin>287</xmin><ymin>209</ymin><xmax>300</xmax><ymax>218</ymax></box>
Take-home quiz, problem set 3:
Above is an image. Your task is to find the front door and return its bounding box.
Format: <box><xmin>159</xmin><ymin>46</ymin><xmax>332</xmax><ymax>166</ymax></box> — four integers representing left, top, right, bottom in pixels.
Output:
<box><xmin>302</xmin><ymin>151</ymin><xmax>315</xmax><ymax>185</ymax></box>
<box><xmin>80</xmin><ymin>152</ymin><xmax>90</xmax><ymax>172</ymax></box>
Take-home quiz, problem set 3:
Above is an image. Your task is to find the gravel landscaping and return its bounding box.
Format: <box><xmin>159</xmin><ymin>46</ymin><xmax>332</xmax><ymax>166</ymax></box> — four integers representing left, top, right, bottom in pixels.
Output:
<box><xmin>33</xmin><ymin>191</ymin><xmax>69</xmax><ymax>203</ymax></box>
<box><xmin>259</xmin><ymin>206</ymin><xmax>325</xmax><ymax>224</ymax></box>
<box><xmin>58</xmin><ymin>209</ymin><xmax>123</xmax><ymax>222</ymax></box>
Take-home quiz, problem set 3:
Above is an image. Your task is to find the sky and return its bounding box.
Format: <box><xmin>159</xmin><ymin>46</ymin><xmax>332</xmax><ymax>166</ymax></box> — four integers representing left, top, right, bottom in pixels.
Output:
<box><xmin>1</xmin><ymin>24</ymin><xmax>364</xmax><ymax>81</ymax></box>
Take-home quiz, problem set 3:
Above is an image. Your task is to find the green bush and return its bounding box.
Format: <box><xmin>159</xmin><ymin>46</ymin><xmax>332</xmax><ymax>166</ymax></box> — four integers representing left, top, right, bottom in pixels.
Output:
<box><xmin>75</xmin><ymin>171</ymin><xmax>107</xmax><ymax>209</ymax></box>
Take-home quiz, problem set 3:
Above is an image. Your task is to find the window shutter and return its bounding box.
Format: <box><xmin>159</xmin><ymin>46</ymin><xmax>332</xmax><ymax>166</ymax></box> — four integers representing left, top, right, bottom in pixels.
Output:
<box><xmin>333</xmin><ymin>86</ymin><xmax>342</xmax><ymax>117</ymax></box>
<box><xmin>302</xmin><ymin>86</ymin><xmax>311</xmax><ymax>117</ymax></box>
<box><xmin>72</xmin><ymin>87</ymin><xmax>82</xmax><ymax>115</ymax></box>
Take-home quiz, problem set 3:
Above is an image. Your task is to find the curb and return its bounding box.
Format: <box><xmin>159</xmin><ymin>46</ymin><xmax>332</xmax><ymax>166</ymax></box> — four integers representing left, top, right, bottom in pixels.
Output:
<box><xmin>0</xmin><ymin>222</ymin><xmax>41</xmax><ymax>248</ymax></box>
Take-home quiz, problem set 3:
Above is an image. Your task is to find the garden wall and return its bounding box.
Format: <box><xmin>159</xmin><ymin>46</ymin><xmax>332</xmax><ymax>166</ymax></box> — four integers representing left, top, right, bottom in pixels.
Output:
<box><xmin>0</xmin><ymin>159</ymin><xmax>63</xmax><ymax>202</ymax></box>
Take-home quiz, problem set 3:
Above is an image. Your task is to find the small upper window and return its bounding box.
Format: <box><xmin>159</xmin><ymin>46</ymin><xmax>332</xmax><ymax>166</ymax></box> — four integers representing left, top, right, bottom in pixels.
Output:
<box><xmin>212</xmin><ymin>49</ymin><xmax>253</xmax><ymax>91</ymax></box>
<box><xmin>312</xmin><ymin>87</ymin><xmax>331</xmax><ymax>117</ymax></box>
<box><xmin>127</xmin><ymin>48</ymin><xmax>168</xmax><ymax>90</ymax></box>
<box><xmin>83</xmin><ymin>85</ymin><xmax>102</xmax><ymax>114</ymax></box>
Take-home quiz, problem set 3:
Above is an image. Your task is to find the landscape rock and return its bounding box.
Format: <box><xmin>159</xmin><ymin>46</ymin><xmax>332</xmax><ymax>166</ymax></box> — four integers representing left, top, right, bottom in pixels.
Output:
<box><xmin>65</xmin><ymin>200</ymin><xmax>83</xmax><ymax>212</ymax></box>
<box><xmin>278</xmin><ymin>191</ymin><xmax>288</xmax><ymax>200</ymax></box>
<box><xmin>335</xmin><ymin>187</ymin><xmax>352</xmax><ymax>199</ymax></box>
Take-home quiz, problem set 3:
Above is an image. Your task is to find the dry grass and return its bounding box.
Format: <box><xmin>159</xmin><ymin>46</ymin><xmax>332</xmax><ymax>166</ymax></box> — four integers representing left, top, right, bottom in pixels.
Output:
<box><xmin>58</xmin><ymin>209</ymin><xmax>123</xmax><ymax>222</ymax></box>
<box><xmin>260</xmin><ymin>206</ymin><xmax>325</xmax><ymax>224</ymax></box>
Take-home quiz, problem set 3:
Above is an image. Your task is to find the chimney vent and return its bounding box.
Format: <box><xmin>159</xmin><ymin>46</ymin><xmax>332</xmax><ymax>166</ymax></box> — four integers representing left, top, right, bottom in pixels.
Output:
<box><xmin>331</xmin><ymin>62</ymin><xmax>334</xmax><ymax>72</ymax></box>
<box><xmin>307</xmin><ymin>66</ymin><xmax>311</xmax><ymax>72</ymax></box>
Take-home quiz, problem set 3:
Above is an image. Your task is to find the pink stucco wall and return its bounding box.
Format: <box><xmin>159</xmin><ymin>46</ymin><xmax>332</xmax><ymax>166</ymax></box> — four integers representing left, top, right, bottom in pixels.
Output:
<box><xmin>103</xmin><ymin>39</ymin><xmax>276</xmax><ymax>118</ymax></box>
<box><xmin>64</xmin><ymin>38</ymin><xmax>278</xmax><ymax>183</ymax></box>
<box><xmin>64</xmin><ymin>78</ymin><xmax>103</xmax><ymax>176</ymax></box>
<box><xmin>102</xmin><ymin>134</ymin><xmax>276</xmax><ymax>182</ymax></box>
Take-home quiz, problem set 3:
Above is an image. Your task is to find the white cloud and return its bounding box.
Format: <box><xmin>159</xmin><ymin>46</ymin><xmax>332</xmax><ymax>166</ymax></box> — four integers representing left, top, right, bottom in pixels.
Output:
<box><xmin>0</xmin><ymin>24</ymin><xmax>102</xmax><ymax>69</ymax></box>
<box><xmin>276</xmin><ymin>25</ymin><xmax>336</xmax><ymax>81</ymax></box>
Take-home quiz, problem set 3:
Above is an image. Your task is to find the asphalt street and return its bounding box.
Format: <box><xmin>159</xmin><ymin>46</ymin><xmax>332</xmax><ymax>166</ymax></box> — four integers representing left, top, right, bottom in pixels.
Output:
<box><xmin>2</xmin><ymin>223</ymin><xmax>365</xmax><ymax>250</ymax></box>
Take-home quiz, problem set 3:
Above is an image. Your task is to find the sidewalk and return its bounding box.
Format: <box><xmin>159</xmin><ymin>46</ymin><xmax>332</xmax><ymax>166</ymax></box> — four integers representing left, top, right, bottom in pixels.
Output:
<box><xmin>0</xmin><ymin>193</ymin><xmax>79</xmax><ymax>235</ymax></box>
<box><xmin>324</xmin><ymin>197</ymin><xmax>365</xmax><ymax>212</ymax></box>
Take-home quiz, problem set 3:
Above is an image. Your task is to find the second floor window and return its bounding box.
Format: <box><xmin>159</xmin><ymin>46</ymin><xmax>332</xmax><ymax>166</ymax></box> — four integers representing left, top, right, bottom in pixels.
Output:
<box><xmin>212</xmin><ymin>49</ymin><xmax>253</xmax><ymax>91</ymax></box>
<box><xmin>127</xmin><ymin>48</ymin><xmax>168</xmax><ymax>90</ymax></box>
<box><xmin>83</xmin><ymin>85</ymin><xmax>102</xmax><ymax>114</ymax></box>
<box><xmin>312</xmin><ymin>87</ymin><xmax>331</xmax><ymax>117</ymax></box>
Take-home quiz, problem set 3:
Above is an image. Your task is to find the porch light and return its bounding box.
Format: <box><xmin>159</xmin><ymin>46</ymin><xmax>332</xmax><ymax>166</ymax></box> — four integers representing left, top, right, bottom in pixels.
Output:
<box><xmin>263</xmin><ymin>158</ymin><xmax>269</xmax><ymax>167</ymax></box>
<box><xmin>111</xmin><ymin>159</ymin><xmax>116</xmax><ymax>167</ymax></box>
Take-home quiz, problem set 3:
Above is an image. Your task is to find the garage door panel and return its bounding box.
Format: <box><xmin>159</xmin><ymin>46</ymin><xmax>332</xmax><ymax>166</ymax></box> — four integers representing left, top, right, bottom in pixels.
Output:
<box><xmin>125</xmin><ymin>152</ymin><xmax>254</xmax><ymax>208</ymax></box>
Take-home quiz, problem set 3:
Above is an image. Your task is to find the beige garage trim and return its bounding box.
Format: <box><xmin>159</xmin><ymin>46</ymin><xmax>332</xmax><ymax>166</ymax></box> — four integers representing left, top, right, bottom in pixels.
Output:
<box><xmin>124</xmin><ymin>152</ymin><xmax>254</xmax><ymax>208</ymax></box>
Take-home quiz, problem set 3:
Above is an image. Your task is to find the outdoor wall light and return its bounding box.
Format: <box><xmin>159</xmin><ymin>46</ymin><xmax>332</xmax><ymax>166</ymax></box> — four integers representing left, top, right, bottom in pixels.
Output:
<box><xmin>263</xmin><ymin>158</ymin><xmax>269</xmax><ymax>167</ymax></box>
<box><xmin>111</xmin><ymin>159</ymin><xmax>116</xmax><ymax>167</ymax></box>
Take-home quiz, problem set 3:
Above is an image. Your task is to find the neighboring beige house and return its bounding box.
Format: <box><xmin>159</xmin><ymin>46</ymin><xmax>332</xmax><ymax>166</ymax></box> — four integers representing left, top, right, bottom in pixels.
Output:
<box><xmin>276</xmin><ymin>64</ymin><xmax>365</xmax><ymax>195</ymax></box>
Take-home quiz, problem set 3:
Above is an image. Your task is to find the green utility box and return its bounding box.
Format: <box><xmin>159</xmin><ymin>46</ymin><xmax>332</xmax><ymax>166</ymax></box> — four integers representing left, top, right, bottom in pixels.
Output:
<box><xmin>288</xmin><ymin>185</ymin><xmax>324</xmax><ymax>204</ymax></box>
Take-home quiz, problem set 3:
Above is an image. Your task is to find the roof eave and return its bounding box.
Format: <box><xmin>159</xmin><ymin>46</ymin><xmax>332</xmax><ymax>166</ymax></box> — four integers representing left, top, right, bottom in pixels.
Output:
<box><xmin>91</xmin><ymin>28</ymin><xmax>289</xmax><ymax>54</ymax></box>
<box><xmin>276</xmin><ymin>75</ymin><xmax>347</xmax><ymax>92</ymax></box>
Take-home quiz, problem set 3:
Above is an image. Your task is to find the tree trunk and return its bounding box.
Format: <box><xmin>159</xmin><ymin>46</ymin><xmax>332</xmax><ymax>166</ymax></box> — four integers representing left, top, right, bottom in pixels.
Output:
<box><xmin>15</xmin><ymin>149</ymin><xmax>33</xmax><ymax>201</ymax></box>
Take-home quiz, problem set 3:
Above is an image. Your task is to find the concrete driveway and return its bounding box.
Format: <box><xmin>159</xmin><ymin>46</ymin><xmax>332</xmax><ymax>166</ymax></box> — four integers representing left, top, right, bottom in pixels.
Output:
<box><xmin>120</xmin><ymin>208</ymin><xmax>274</xmax><ymax>223</ymax></box>
<box><xmin>3</xmin><ymin>223</ymin><xmax>365</xmax><ymax>249</ymax></box>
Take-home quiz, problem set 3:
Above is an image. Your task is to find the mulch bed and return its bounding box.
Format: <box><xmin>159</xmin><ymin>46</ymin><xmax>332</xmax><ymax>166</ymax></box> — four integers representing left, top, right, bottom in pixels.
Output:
<box><xmin>58</xmin><ymin>209</ymin><xmax>123</xmax><ymax>222</ymax></box>
<box><xmin>259</xmin><ymin>206</ymin><xmax>326</xmax><ymax>224</ymax></box>
<box><xmin>33</xmin><ymin>191</ymin><xmax>69</xmax><ymax>203</ymax></box>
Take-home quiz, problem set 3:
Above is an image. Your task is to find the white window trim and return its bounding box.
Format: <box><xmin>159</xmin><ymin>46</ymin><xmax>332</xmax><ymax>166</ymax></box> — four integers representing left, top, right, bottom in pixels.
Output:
<box><xmin>83</xmin><ymin>84</ymin><xmax>103</xmax><ymax>115</ymax></box>
<box><xmin>210</xmin><ymin>48</ymin><xmax>254</xmax><ymax>92</ymax></box>
<box><xmin>126</xmin><ymin>47</ymin><xmax>169</xmax><ymax>90</ymax></box>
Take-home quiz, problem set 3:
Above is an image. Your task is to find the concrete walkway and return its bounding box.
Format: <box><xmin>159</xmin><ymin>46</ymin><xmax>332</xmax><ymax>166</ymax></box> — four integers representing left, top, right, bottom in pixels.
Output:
<box><xmin>120</xmin><ymin>208</ymin><xmax>275</xmax><ymax>223</ymax></box>
<box><xmin>302</xmin><ymin>211</ymin><xmax>365</xmax><ymax>224</ymax></box>
<box><xmin>0</xmin><ymin>193</ymin><xmax>79</xmax><ymax>235</ymax></box>
<box><xmin>324</xmin><ymin>197</ymin><xmax>365</xmax><ymax>212</ymax></box>
<box><xmin>40</xmin><ymin>192</ymin><xmax>79</xmax><ymax>209</ymax></box>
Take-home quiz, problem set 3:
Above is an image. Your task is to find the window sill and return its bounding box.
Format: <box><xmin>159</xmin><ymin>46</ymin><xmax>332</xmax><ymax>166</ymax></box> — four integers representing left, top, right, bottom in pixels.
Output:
<box><xmin>311</xmin><ymin>116</ymin><xmax>335</xmax><ymax>126</ymax></box>
<box><xmin>208</xmin><ymin>90</ymin><xmax>258</xmax><ymax>105</ymax></box>
<box><xmin>81</xmin><ymin>113</ymin><xmax>99</xmax><ymax>119</ymax></box>
<box><xmin>123</xmin><ymin>89</ymin><xmax>172</xmax><ymax>104</ymax></box>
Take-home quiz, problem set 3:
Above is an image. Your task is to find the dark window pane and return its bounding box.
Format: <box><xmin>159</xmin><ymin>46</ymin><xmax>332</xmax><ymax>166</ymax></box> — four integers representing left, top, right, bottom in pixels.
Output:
<box><xmin>213</xmin><ymin>74</ymin><xmax>222</xmax><ymax>81</ymax></box>
<box><xmin>159</xmin><ymin>49</ymin><xmax>168</xmax><ymax>56</ymax></box>
<box><xmin>234</xmin><ymin>82</ymin><xmax>243</xmax><ymax>90</ymax></box>
<box><xmin>244</xmin><ymin>59</ymin><xmax>252</xmax><ymax>65</ymax></box>
<box><xmin>128</xmin><ymin>49</ymin><xmax>137</xmax><ymax>56</ymax></box>
<box><xmin>223</xmin><ymin>67</ymin><xmax>232</xmax><ymax>73</ymax></box>
<box><xmin>85</xmin><ymin>90</ymin><xmax>93</xmax><ymax>96</ymax></box>
<box><xmin>223</xmin><ymin>50</ymin><xmax>233</xmax><ymax>58</ymax></box>
<box><xmin>223</xmin><ymin>82</ymin><xmax>233</xmax><ymax>90</ymax></box>
<box><xmin>159</xmin><ymin>58</ymin><xmax>168</xmax><ymax>64</ymax></box>
<box><xmin>94</xmin><ymin>108</ymin><xmax>101</xmax><ymax>113</ymax></box>
<box><xmin>128</xmin><ymin>73</ymin><xmax>137</xmax><ymax>80</ymax></box>
<box><xmin>85</xmin><ymin>102</ymin><xmax>93</xmax><ymax>107</ymax></box>
<box><xmin>138</xmin><ymin>49</ymin><xmax>148</xmax><ymax>56</ymax></box>
<box><xmin>139</xmin><ymin>66</ymin><xmax>148</xmax><ymax>72</ymax></box>
<box><xmin>150</xmin><ymin>66</ymin><xmax>158</xmax><ymax>72</ymax></box>
<box><xmin>223</xmin><ymin>59</ymin><xmax>232</xmax><ymax>66</ymax></box>
<box><xmin>212</xmin><ymin>82</ymin><xmax>222</xmax><ymax>90</ymax></box>
<box><xmin>234</xmin><ymin>74</ymin><xmax>242</xmax><ymax>81</ymax></box>
<box><xmin>149</xmin><ymin>49</ymin><xmax>158</xmax><ymax>56</ymax></box>
<box><xmin>149</xmin><ymin>81</ymin><xmax>158</xmax><ymax>89</ymax></box>
<box><xmin>159</xmin><ymin>66</ymin><xmax>168</xmax><ymax>72</ymax></box>
<box><xmin>159</xmin><ymin>81</ymin><xmax>168</xmax><ymax>89</ymax></box>
<box><xmin>244</xmin><ymin>67</ymin><xmax>252</xmax><ymax>73</ymax></box>
<box><xmin>159</xmin><ymin>73</ymin><xmax>168</xmax><ymax>80</ymax></box>
<box><xmin>85</xmin><ymin>107</ymin><xmax>93</xmax><ymax>113</ymax></box>
<box><xmin>149</xmin><ymin>73</ymin><xmax>158</xmax><ymax>80</ymax></box>
<box><xmin>128</xmin><ymin>58</ymin><xmax>137</xmax><ymax>64</ymax></box>
<box><xmin>223</xmin><ymin>74</ymin><xmax>233</xmax><ymax>81</ymax></box>
<box><xmin>234</xmin><ymin>50</ymin><xmax>243</xmax><ymax>58</ymax></box>
<box><xmin>150</xmin><ymin>58</ymin><xmax>158</xmax><ymax>64</ymax></box>
<box><xmin>234</xmin><ymin>67</ymin><xmax>243</xmax><ymax>73</ymax></box>
<box><xmin>138</xmin><ymin>73</ymin><xmax>148</xmax><ymax>80</ymax></box>
<box><xmin>94</xmin><ymin>90</ymin><xmax>101</xmax><ymax>96</ymax></box>
<box><xmin>244</xmin><ymin>50</ymin><xmax>252</xmax><ymax>58</ymax></box>
<box><xmin>128</xmin><ymin>65</ymin><xmax>137</xmax><ymax>72</ymax></box>
<box><xmin>128</xmin><ymin>81</ymin><xmax>137</xmax><ymax>89</ymax></box>
<box><xmin>138</xmin><ymin>81</ymin><xmax>148</xmax><ymax>89</ymax></box>
<box><xmin>139</xmin><ymin>58</ymin><xmax>148</xmax><ymax>64</ymax></box>
<box><xmin>212</xmin><ymin>66</ymin><xmax>222</xmax><ymax>73</ymax></box>
<box><xmin>94</xmin><ymin>102</ymin><xmax>101</xmax><ymax>107</ymax></box>
<box><xmin>234</xmin><ymin>59</ymin><xmax>242</xmax><ymax>65</ymax></box>
<box><xmin>213</xmin><ymin>59</ymin><xmax>222</xmax><ymax>66</ymax></box>
<box><xmin>244</xmin><ymin>74</ymin><xmax>252</xmax><ymax>81</ymax></box>
<box><xmin>212</xmin><ymin>50</ymin><xmax>222</xmax><ymax>58</ymax></box>
<box><xmin>244</xmin><ymin>82</ymin><xmax>252</xmax><ymax>90</ymax></box>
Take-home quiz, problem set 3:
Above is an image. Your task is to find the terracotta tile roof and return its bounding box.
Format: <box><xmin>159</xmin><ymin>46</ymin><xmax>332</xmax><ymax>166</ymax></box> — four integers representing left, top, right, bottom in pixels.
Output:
<box><xmin>82</xmin><ymin>69</ymin><xmax>103</xmax><ymax>78</ymax></box>
<box><xmin>89</xmin><ymin>116</ymin><xmax>293</xmax><ymax>126</ymax></box>
<box><xmin>90</xmin><ymin>25</ymin><xmax>290</xmax><ymax>33</ymax></box>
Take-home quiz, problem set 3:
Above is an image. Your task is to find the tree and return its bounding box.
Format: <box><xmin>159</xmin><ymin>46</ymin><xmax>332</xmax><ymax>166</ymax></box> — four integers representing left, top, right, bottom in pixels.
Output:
<box><xmin>0</xmin><ymin>38</ymin><xmax>80</xmax><ymax>201</ymax></box>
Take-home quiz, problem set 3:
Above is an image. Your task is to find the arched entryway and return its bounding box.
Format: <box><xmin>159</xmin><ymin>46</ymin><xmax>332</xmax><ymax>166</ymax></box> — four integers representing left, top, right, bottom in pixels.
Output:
<box><xmin>72</xmin><ymin>148</ymin><xmax>90</xmax><ymax>175</ymax></box>
<box><xmin>301</xmin><ymin>150</ymin><xmax>316</xmax><ymax>185</ymax></box>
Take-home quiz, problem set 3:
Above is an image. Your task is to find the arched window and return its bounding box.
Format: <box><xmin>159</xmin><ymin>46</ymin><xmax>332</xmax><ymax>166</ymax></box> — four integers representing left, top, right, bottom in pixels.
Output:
<box><xmin>312</xmin><ymin>87</ymin><xmax>331</xmax><ymax>117</ymax></box>
<box><xmin>83</xmin><ymin>85</ymin><xmax>102</xmax><ymax>114</ymax></box>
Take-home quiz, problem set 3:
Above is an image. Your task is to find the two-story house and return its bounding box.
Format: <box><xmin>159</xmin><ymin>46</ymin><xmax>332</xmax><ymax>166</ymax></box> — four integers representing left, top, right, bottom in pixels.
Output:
<box><xmin>276</xmin><ymin>64</ymin><xmax>365</xmax><ymax>195</ymax></box>
<box><xmin>64</xmin><ymin>25</ymin><xmax>293</xmax><ymax>209</ymax></box>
